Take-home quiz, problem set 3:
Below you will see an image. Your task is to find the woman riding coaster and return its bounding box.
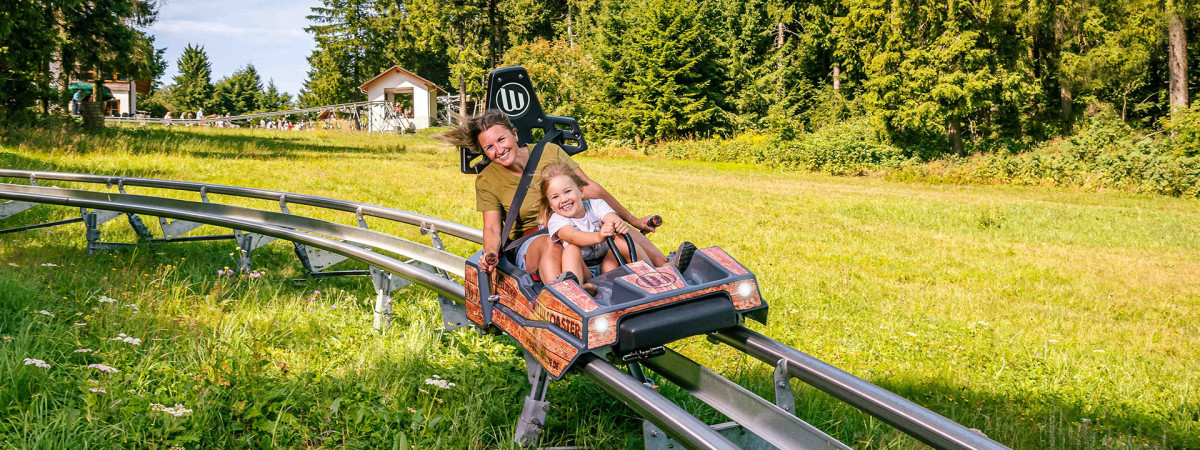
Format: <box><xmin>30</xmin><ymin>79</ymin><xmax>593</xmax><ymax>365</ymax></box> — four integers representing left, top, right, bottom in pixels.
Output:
<box><xmin>438</xmin><ymin>109</ymin><xmax>683</xmax><ymax>282</ymax></box>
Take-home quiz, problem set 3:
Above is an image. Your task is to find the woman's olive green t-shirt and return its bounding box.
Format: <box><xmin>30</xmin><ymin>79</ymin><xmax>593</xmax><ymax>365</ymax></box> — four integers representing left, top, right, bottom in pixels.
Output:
<box><xmin>474</xmin><ymin>143</ymin><xmax>580</xmax><ymax>240</ymax></box>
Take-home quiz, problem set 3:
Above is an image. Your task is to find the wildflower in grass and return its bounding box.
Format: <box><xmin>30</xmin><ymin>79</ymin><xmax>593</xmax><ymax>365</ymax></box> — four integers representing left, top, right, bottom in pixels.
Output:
<box><xmin>7</xmin><ymin>263</ymin><xmax>17</xmax><ymax>267</ymax></box>
<box><xmin>38</xmin><ymin>310</ymin><xmax>54</xmax><ymax>317</ymax></box>
<box><xmin>23</xmin><ymin>358</ymin><xmax>51</xmax><ymax>369</ymax></box>
<box><xmin>41</xmin><ymin>263</ymin><xmax>58</xmax><ymax>267</ymax></box>
<box><xmin>125</xmin><ymin>304</ymin><xmax>139</xmax><ymax>312</ymax></box>
<box><xmin>88</xmin><ymin>363</ymin><xmax>118</xmax><ymax>373</ymax></box>
<box><xmin>1</xmin><ymin>336</ymin><xmax>12</xmax><ymax>341</ymax></box>
<box><xmin>424</xmin><ymin>378</ymin><xmax>454</xmax><ymax>389</ymax></box>
<box><xmin>75</xmin><ymin>348</ymin><xmax>93</xmax><ymax>353</ymax></box>
<box><xmin>314</xmin><ymin>290</ymin><xmax>321</xmax><ymax>295</ymax></box>
<box><xmin>89</xmin><ymin>388</ymin><xmax>107</xmax><ymax>393</ymax></box>
<box><xmin>111</xmin><ymin>333</ymin><xmax>142</xmax><ymax>346</ymax></box>
<box><xmin>98</xmin><ymin>296</ymin><xmax>116</xmax><ymax>304</ymax></box>
<box><xmin>150</xmin><ymin>403</ymin><xmax>193</xmax><ymax>417</ymax></box>
<box><xmin>74</xmin><ymin>322</ymin><xmax>86</xmax><ymax>327</ymax></box>
<box><xmin>407</xmin><ymin>406</ymin><xmax>417</xmax><ymax>414</ymax></box>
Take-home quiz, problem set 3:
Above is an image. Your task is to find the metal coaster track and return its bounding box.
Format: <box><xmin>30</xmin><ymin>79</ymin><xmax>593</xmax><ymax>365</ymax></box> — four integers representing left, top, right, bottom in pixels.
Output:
<box><xmin>0</xmin><ymin>170</ymin><xmax>1007</xmax><ymax>450</ymax></box>
<box><xmin>103</xmin><ymin>100</ymin><xmax>415</xmax><ymax>132</ymax></box>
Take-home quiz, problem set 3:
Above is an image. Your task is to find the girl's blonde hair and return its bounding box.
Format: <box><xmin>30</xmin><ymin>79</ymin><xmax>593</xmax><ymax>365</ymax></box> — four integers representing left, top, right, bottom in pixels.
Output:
<box><xmin>537</xmin><ymin>162</ymin><xmax>590</xmax><ymax>224</ymax></box>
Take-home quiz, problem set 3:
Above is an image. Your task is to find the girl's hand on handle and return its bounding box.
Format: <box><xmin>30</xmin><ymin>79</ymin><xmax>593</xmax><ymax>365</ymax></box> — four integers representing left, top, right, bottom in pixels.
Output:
<box><xmin>613</xmin><ymin>220</ymin><xmax>630</xmax><ymax>235</ymax></box>
<box><xmin>600</xmin><ymin>223</ymin><xmax>616</xmax><ymax>238</ymax></box>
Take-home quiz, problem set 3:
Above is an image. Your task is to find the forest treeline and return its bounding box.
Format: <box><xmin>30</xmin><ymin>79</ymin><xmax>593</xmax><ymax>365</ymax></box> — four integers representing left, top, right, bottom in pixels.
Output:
<box><xmin>138</xmin><ymin>45</ymin><xmax>294</xmax><ymax>118</ymax></box>
<box><xmin>301</xmin><ymin>0</ymin><xmax>1197</xmax><ymax>156</ymax></box>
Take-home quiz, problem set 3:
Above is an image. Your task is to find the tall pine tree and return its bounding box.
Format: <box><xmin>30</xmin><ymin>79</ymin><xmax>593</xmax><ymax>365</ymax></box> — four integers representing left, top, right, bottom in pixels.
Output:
<box><xmin>171</xmin><ymin>44</ymin><xmax>214</xmax><ymax>114</ymax></box>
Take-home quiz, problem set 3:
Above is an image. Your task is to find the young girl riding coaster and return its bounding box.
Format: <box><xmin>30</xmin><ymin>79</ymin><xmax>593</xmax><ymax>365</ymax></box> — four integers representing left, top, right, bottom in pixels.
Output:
<box><xmin>539</xmin><ymin>162</ymin><xmax>694</xmax><ymax>292</ymax></box>
<box><xmin>539</xmin><ymin>163</ymin><xmax>650</xmax><ymax>287</ymax></box>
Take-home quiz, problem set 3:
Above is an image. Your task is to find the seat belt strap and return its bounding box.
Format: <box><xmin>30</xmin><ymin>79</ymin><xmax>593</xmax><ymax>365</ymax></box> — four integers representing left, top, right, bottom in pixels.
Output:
<box><xmin>499</xmin><ymin>131</ymin><xmax>560</xmax><ymax>253</ymax></box>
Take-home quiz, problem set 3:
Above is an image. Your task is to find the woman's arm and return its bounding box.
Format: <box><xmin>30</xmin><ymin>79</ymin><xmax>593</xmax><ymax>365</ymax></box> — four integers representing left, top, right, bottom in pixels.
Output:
<box><xmin>574</xmin><ymin>168</ymin><xmax>658</xmax><ymax>234</ymax></box>
<box><xmin>480</xmin><ymin>210</ymin><xmax>503</xmax><ymax>273</ymax></box>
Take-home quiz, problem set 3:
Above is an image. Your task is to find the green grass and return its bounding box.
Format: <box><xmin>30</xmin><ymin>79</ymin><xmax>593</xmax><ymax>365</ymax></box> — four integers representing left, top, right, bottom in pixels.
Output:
<box><xmin>1</xmin><ymin>123</ymin><xmax>1197</xmax><ymax>448</ymax></box>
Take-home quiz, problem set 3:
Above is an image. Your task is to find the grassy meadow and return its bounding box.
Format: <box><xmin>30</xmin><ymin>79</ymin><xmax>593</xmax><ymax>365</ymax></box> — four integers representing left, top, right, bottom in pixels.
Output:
<box><xmin>0</xmin><ymin>123</ymin><xmax>1197</xmax><ymax>449</ymax></box>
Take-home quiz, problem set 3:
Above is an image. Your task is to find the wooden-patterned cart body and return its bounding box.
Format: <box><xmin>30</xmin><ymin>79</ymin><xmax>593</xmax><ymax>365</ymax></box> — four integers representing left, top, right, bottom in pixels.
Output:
<box><xmin>465</xmin><ymin>246</ymin><xmax>769</xmax><ymax>379</ymax></box>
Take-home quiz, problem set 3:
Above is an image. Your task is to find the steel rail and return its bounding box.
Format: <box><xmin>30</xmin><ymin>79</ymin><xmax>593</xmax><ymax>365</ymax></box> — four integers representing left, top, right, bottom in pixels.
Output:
<box><xmin>0</xmin><ymin>184</ymin><xmax>466</xmax><ymax>277</ymax></box>
<box><xmin>643</xmin><ymin>348</ymin><xmax>850</xmax><ymax>450</ymax></box>
<box><xmin>710</xmin><ymin>327</ymin><xmax>1009</xmax><ymax>450</ymax></box>
<box><xmin>103</xmin><ymin>100</ymin><xmax>393</xmax><ymax>125</ymax></box>
<box><xmin>576</xmin><ymin>353</ymin><xmax>738</xmax><ymax>450</ymax></box>
<box><xmin>0</xmin><ymin>170</ymin><xmax>484</xmax><ymax>243</ymax></box>
<box><xmin>0</xmin><ymin>189</ymin><xmax>464</xmax><ymax>300</ymax></box>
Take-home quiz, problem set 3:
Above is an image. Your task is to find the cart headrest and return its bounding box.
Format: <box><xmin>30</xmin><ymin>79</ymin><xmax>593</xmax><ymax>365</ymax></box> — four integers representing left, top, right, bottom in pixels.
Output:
<box><xmin>460</xmin><ymin>66</ymin><xmax>587</xmax><ymax>174</ymax></box>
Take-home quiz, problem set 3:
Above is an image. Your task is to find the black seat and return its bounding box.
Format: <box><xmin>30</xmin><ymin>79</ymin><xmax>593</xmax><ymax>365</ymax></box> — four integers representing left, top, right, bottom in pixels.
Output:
<box><xmin>459</xmin><ymin>66</ymin><xmax>588</xmax><ymax>174</ymax></box>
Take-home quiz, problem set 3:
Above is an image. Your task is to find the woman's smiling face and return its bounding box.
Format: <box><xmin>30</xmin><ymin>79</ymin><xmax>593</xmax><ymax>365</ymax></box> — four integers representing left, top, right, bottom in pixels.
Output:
<box><xmin>545</xmin><ymin>174</ymin><xmax>585</xmax><ymax>219</ymax></box>
<box><xmin>478</xmin><ymin>125</ymin><xmax>518</xmax><ymax>168</ymax></box>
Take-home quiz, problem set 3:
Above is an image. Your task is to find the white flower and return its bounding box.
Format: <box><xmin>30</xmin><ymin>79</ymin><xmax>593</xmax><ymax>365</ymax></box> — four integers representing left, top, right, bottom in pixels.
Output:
<box><xmin>23</xmin><ymin>358</ymin><xmax>51</xmax><ymax>369</ymax></box>
<box><xmin>125</xmin><ymin>304</ymin><xmax>139</xmax><ymax>312</ymax></box>
<box><xmin>38</xmin><ymin>310</ymin><xmax>54</xmax><ymax>317</ymax></box>
<box><xmin>111</xmin><ymin>333</ymin><xmax>142</xmax><ymax>346</ymax></box>
<box><xmin>150</xmin><ymin>403</ymin><xmax>193</xmax><ymax>417</ymax></box>
<box><xmin>40</xmin><ymin>263</ymin><xmax>58</xmax><ymax>267</ymax></box>
<box><xmin>88</xmin><ymin>363</ymin><xmax>119</xmax><ymax>373</ymax></box>
<box><xmin>74</xmin><ymin>322</ymin><xmax>87</xmax><ymax>327</ymax></box>
<box><xmin>98</xmin><ymin>296</ymin><xmax>116</xmax><ymax>304</ymax></box>
<box><xmin>74</xmin><ymin>348</ymin><xmax>93</xmax><ymax>353</ymax></box>
<box><xmin>89</xmin><ymin>388</ymin><xmax>107</xmax><ymax>393</ymax></box>
<box><xmin>424</xmin><ymin>378</ymin><xmax>452</xmax><ymax>389</ymax></box>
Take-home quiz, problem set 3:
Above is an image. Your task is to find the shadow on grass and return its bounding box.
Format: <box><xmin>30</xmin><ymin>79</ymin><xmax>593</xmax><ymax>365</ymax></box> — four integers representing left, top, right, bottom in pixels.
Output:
<box><xmin>640</xmin><ymin>351</ymin><xmax>1195</xmax><ymax>449</ymax></box>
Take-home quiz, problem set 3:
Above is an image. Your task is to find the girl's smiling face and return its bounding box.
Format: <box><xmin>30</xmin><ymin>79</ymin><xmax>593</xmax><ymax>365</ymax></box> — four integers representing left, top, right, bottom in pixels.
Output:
<box><xmin>545</xmin><ymin>174</ymin><xmax>586</xmax><ymax>219</ymax></box>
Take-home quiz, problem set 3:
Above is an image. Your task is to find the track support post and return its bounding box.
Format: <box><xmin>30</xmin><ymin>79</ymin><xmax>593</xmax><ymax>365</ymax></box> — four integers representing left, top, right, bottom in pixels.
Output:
<box><xmin>371</xmin><ymin>267</ymin><xmax>398</xmax><ymax>331</ymax></box>
<box><xmin>774</xmin><ymin>359</ymin><xmax>797</xmax><ymax>414</ymax></box>
<box><xmin>514</xmin><ymin>351</ymin><xmax>551</xmax><ymax>448</ymax></box>
<box><xmin>82</xmin><ymin>208</ymin><xmax>133</xmax><ymax>254</ymax></box>
<box><xmin>234</xmin><ymin>230</ymin><xmax>276</xmax><ymax>272</ymax></box>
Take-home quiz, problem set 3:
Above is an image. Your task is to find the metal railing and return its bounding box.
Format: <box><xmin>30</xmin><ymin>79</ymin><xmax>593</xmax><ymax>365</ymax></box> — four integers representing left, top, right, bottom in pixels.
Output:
<box><xmin>103</xmin><ymin>100</ymin><xmax>419</xmax><ymax>132</ymax></box>
<box><xmin>0</xmin><ymin>170</ymin><xmax>1007</xmax><ymax>450</ymax></box>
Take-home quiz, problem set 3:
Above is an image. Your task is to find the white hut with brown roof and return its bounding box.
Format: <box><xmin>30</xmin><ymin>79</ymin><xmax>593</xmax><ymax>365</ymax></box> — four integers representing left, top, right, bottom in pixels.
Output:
<box><xmin>359</xmin><ymin>66</ymin><xmax>446</xmax><ymax>131</ymax></box>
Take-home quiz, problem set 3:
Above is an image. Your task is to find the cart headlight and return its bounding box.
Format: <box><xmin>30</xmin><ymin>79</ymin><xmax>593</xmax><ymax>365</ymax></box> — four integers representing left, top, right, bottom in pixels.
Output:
<box><xmin>595</xmin><ymin>317</ymin><xmax>610</xmax><ymax>333</ymax></box>
<box><xmin>737</xmin><ymin>281</ymin><xmax>754</xmax><ymax>298</ymax></box>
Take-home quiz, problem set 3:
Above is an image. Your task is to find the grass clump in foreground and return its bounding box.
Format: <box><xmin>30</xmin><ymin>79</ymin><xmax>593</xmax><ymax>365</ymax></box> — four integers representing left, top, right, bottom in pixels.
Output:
<box><xmin>1</xmin><ymin>123</ymin><xmax>1198</xmax><ymax>448</ymax></box>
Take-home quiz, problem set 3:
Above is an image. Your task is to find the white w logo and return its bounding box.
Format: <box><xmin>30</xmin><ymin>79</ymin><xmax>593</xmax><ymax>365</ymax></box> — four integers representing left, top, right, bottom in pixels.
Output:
<box><xmin>496</xmin><ymin>83</ymin><xmax>530</xmax><ymax>117</ymax></box>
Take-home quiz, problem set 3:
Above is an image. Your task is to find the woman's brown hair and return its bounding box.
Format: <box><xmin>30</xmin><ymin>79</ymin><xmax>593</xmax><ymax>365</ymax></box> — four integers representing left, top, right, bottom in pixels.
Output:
<box><xmin>433</xmin><ymin>109</ymin><xmax>517</xmax><ymax>156</ymax></box>
<box><xmin>537</xmin><ymin>162</ymin><xmax>590</xmax><ymax>225</ymax></box>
